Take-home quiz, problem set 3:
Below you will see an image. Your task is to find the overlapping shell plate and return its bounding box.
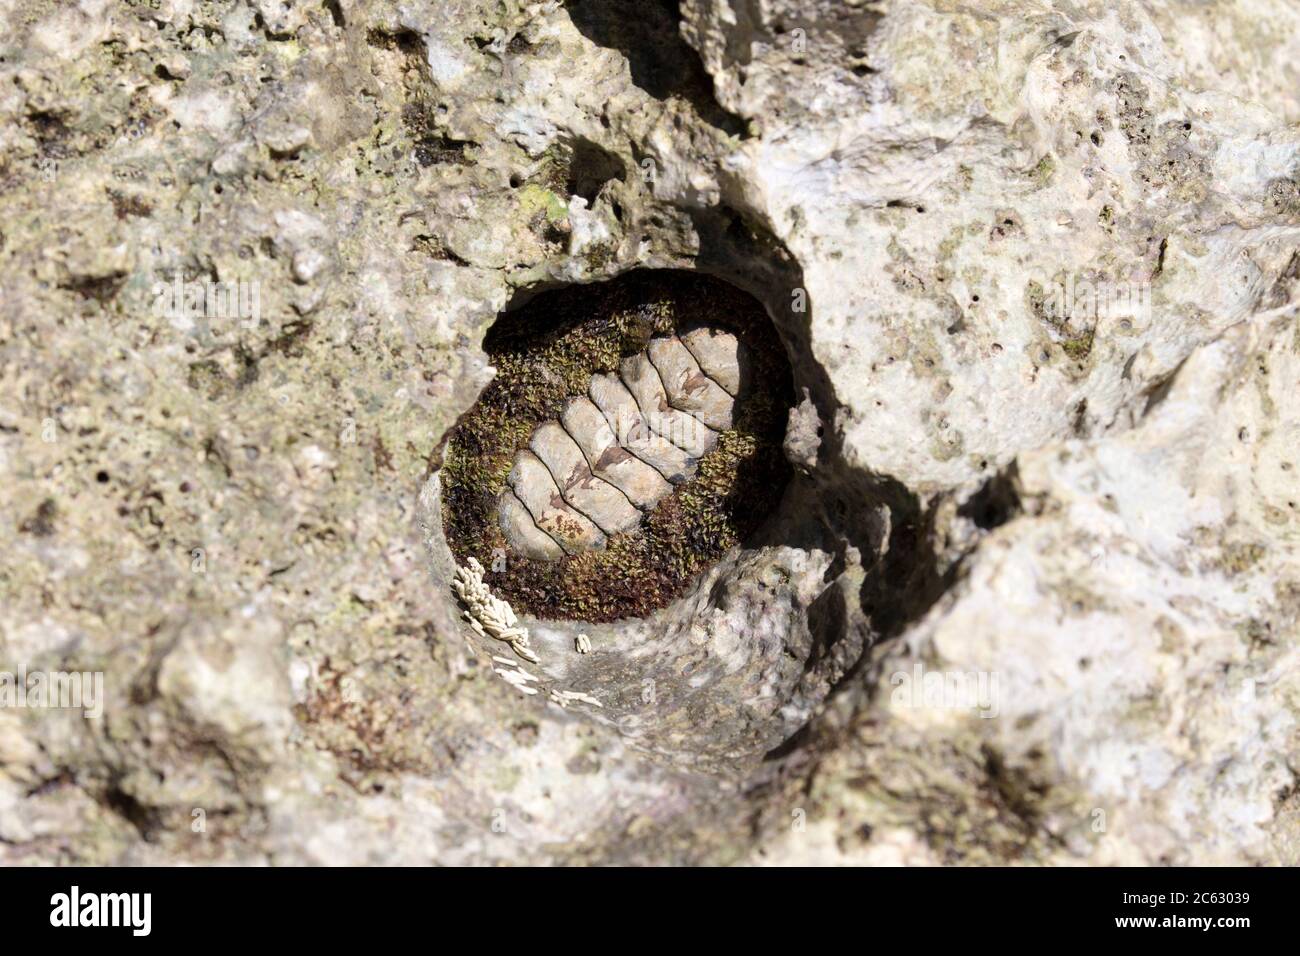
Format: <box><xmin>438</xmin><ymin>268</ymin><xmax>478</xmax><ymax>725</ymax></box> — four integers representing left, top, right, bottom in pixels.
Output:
<box><xmin>439</xmin><ymin>270</ymin><xmax>792</xmax><ymax>622</ymax></box>
<box><xmin>499</xmin><ymin>328</ymin><xmax>748</xmax><ymax>560</ymax></box>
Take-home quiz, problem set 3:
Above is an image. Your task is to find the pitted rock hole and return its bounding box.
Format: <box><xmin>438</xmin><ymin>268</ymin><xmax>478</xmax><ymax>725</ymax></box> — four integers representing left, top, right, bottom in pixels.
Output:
<box><xmin>440</xmin><ymin>270</ymin><xmax>793</xmax><ymax>622</ymax></box>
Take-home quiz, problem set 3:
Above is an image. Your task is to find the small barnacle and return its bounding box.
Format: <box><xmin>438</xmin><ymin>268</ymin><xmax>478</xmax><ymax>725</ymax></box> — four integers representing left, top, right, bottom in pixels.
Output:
<box><xmin>452</xmin><ymin>557</ymin><xmax>539</xmax><ymax>662</ymax></box>
<box><xmin>549</xmin><ymin>688</ymin><xmax>603</xmax><ymax>709</ymax></box>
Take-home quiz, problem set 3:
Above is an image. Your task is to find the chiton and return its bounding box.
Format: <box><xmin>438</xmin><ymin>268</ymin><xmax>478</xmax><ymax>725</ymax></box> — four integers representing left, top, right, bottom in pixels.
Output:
<box><xmin>440</xmin><ymin>271</ymin><xmax>792</xmax><ymax>622</ymax></box>
<box><xmin>500</xmin><ymin>327</ymin><xmax>748</xmax><ymax>560</ymax></box>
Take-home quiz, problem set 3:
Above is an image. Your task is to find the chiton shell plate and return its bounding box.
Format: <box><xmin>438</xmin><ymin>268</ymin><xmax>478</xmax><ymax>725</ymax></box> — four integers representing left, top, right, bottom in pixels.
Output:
<box><xmin>498</xmin><ymin>328</ymin><xmax>749</xmax><ymax>560</ymax></box>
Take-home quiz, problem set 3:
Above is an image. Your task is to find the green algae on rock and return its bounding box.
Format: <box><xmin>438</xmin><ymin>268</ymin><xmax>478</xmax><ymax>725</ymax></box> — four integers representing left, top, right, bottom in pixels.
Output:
<box><xmin>440</xmin><ymin>270</ymin><xmax>792</xmax><ymax>622</ymax></box>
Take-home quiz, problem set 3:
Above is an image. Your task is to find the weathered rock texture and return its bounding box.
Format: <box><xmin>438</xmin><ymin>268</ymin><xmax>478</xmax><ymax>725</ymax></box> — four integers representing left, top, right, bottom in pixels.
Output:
<box><xmin>0</xmin><ymin>0</ymin><xmax>1295</xmax><ymax>865</ymax></box>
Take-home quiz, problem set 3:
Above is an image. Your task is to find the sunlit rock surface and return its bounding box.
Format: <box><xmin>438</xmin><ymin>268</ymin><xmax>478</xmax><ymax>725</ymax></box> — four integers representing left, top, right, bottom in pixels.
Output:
<box><xmin>0</xmin><ymin>0</ymin><xmax>1296</xmax><ymax>865</ymax></box>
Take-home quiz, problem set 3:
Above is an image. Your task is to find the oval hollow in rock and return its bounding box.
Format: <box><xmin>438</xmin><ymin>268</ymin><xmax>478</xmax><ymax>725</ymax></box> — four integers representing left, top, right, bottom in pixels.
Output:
<box><xmin>440</xmin><ymin>270</ymin><xmax>793</xmax><ymax>622</ymax></box>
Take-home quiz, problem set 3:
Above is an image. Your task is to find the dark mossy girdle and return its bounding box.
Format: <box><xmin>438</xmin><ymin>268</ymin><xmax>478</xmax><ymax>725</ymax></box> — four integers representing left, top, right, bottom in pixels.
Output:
<box><xmin>440</xmin><ymin>270</ymin><xmax>793</xmax><ymax>622</ymax></box>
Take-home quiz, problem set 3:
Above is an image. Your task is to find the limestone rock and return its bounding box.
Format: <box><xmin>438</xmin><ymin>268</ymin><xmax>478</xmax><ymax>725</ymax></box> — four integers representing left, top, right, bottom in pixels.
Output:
<box><xmin>2</xmin><ymin>0</ymin><xmax>1297</xmax><ymax>870</ymax></box>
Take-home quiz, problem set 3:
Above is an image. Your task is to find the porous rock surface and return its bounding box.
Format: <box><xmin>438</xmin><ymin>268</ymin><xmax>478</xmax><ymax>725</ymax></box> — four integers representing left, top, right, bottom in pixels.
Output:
<box><xmin>0</xmin><ymin>0</ymin><xmax>1296</xmax><ymax>865</ymax></box>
